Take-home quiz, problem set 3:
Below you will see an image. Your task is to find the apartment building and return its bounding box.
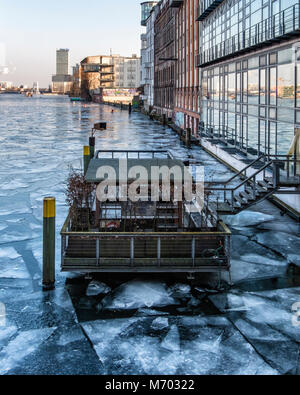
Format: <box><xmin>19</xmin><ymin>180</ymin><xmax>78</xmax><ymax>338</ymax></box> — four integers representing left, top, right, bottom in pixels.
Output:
<box><xmin>140</xmin><ymin>2</ymin><xmax>158</xmax><ymax>111</ymax></box>
<box><xmin>175</xmin><ymin>0</ymin><xmax>200</xmax><ymax>133</ymax></box>
<box><xmin>79</xmin><ymin>54</ymin><xmax>140</xmax><ymax>100</ymax></box>
<box><xmin>153</xmin><ymin>0</ymin><xmax>177</xmax><ymax>118</ymax></box>
<box><xmin>197</xmin><ymin>0</ymin><xmax>300</xmax><ymax>157</ymax></box>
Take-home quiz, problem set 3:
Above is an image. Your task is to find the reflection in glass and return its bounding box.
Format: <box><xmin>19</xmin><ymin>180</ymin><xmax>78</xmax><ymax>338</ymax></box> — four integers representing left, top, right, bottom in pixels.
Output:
<box><xmin>213</xmin><ymin>76</ymin><xmax>219</xmax><ymax>99</ymax></box>
<box><xmin>259</xmin><ymin>106</ymin><xmax>266</xmax><ymax>118</ymax></box>
<box><xmin>248</xmin><ymin>69</ymin><xmax>259</xmax><ymax>104</ymax></box>
<box><xmin>243</xmin><ymin>72</ymin><xmax>248</xmax><ymax>102</ymax></box>
<box><xmin>277</xmin><ymin>123</ymin><xmax>295</xmax><ymax>155</ymax></box>
<box><xmin>269</xmin><ymin>122</ymin><xmax>277</xmax><ymax>156</ymax></box>
<box><xmin>243</xmin><ymin>116</ymin><xmax>248</xmax><ymax>148</ymax></box>
<box><xmin>269</xmin><ymin>107</ymin><xmax>277</xmax><ymax>119</ymax></box>
<box><xmin>248</xmin><ymin>116</ymin><xmax>259</xmax><ymax>152</ymax></box>
<box><xmin>296</xmin><ymin>64</ymin><xmax>300</xmax><ymax>107</ymax></box>
<box><xmin>259</xmin><ymin>120</ymin><xmax>266</xmax><ymax>155</ymax></box>
<box><xmin>236</xmin><ymin>73</ymin><xmax>241</xmax><ymax>102</ymax></box>
<box><xmin>278</xmin><ymin>64</ymin><xmax>295</xmax><ymax>107</ymax></box>
<box><xmin>277</xmin><ymin>107</ymin><xmax>294</xmax><ymax>123</ymax></box>
<box><xmin>260</xmin><ymin>69</ymin><xmax>266</xmax><ymax>104</ymax></box>
<box><xmin>269</xmin><ymin>67</ymin><xmax>277</xmax><ymax>106</ymax></box>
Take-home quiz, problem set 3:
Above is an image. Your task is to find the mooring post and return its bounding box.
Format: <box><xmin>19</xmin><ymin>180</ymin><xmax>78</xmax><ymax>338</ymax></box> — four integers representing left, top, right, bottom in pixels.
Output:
<box><xmin>163</xmin><ymin>114</ymin><xmax>167</xmax><ymax>126</ymax></box>
<box><xmin>43</xmin><ymin>197</ymin><xmax>56</xmax><ymax>291</ymax></box>
<box><xmin>83</xmin><ymin>146</ymin><xmax>90</xmax><ymax>175</ymax></box>
<box><xmin>186</xmin><ymin>128</ymin><xmax>191</xmax><ymax>148</ymax></box>
<box><xmin>89</xmin><ymin>136</ymin><xmax>95</xmax><ymax>159</ymax></box>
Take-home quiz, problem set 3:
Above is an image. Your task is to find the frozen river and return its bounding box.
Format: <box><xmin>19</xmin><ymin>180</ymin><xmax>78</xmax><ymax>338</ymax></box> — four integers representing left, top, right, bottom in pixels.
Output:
<box><xmin>0</xmin><ymin>94</ymin><xmax>299</xmax><ymax>375</ymax></box>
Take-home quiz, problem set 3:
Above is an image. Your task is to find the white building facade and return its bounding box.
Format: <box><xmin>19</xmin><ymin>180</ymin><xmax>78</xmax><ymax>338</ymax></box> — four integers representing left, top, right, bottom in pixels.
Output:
<box><xmin>144</xmin><ymin>7</ymin><xmax>157</xmax><ymax>110</ymax></box>
<box><xmin>113</xmin><ymin>55</ymin><xmax>140</xmax><ymax>89</ymax></box>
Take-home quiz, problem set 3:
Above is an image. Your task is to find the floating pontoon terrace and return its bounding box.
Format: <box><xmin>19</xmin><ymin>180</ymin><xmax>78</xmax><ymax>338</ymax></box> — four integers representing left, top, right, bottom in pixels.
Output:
<box><xmin>61</xmin><ymin>150</ymin><xmax>231</xmax><ymax>278</ymax></box>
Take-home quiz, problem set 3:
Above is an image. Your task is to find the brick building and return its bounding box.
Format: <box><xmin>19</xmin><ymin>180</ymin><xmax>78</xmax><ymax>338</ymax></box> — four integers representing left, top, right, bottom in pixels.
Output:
<box><xmin>174</xmin><ymin>0</ymin><xmax>200</xmax><ymax>134</ymax></box>
<box><xmin>153</xmin><ymin>0</ymin><xmax>177</xmax><ymax>118</ymax></box>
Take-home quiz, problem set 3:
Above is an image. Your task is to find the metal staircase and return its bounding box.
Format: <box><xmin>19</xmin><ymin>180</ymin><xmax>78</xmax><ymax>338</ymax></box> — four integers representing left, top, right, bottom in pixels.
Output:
<box><xmin>205</xmin><ymin>155</ymin><xmax>300</xmax><ymax>215</ymax></box>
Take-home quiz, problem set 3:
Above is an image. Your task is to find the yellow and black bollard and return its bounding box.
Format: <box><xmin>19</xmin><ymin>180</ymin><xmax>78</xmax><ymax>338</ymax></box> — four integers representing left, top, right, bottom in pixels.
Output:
<box><xmin>83</xmin><ymin>146</ymin><xmax>90</xmax><ymax>175</ymax></box>
<box><xmin>43</xmin><ymin>197</ymin><xmax>56</xmax><ymax>291</ymax></box>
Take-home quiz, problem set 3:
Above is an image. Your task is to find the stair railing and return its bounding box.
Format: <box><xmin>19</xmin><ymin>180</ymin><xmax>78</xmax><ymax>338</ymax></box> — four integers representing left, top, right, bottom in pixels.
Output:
<box><xmin>205</xmin><ymin>155</ymin><xmax>265</xmax><ymax>187</ymax></box>
<box><xmin>206</xmin><ymin>160</ymin><xmax>279</xmax><ymax>212</ymax></box>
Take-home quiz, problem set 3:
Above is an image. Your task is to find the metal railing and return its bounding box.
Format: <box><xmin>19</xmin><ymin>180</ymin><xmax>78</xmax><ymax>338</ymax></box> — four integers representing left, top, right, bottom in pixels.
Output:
<box><xmin>206</xmin><ymin>156</ymin><xmax>300</xmax><ymax>212</ymax></box>
<box><xmin>199</xmin><ymin>124</ymin><xmax>300</xmax><ymax>173</ymax></box>
<box><xmin>61</xmin><ymin>212</ymin><xmax>231</xmax><ymax>269</ymax></box>
<box><xmin>199</xmin><ymin>123</ymin><xmax>249</xmax><ymax>152</ymax></box>
<box><xmin>196</xmin><ymin>4</ymin><xmax>300</xmax><ymax>66</ymax></box>
<box><xmin>206</xmin><ymin>160</ymin><xmax>281</xmax><ymax>211</ymax></box>
<box><xmin>95</xmin><ymin>150</ymin><xmax>173</xmax><ymax>159</ymax></box>
<box><xmin>197</xmin><ymin>0</ymin><xmax>225</xmax><ymax>21</ymax></box>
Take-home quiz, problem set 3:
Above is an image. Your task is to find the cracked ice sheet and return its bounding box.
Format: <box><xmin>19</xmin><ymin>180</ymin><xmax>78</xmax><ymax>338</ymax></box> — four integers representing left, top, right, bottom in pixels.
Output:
<box><xmin>221</xmin><ymin>211</ymin><xmax>275</xmax><ymax>228</ymax></box>
<box><xmin>0</xmin><ymin>327</ymin><xmax>56</xmax><ymax>375</ymax></box>
<box><xmin>224</xmin><ymin>254</ymin><xmax>288</xmax><ymax>284</ymax></box>
<box><xmin>0</xmin><ymin>218</ymin><xmax>40</xmax><ymax>245</ymax></box>
<box><xmin>82</xmin><ymin>315</ymin><xmax>277</xmax><ymax>375</ymax></box>
<box><xmin>254</xmin><ymin>231</ymin><xmax>300</xmax><ymax>259</ymax></box>
<box><xmin>0</xmin><ymin>194</ymin><xmax>32</xmax><ymax>217</ymax></box>
<box><xmin>209</xmin><ymin>288</ymin><xmax>300</xmax><ymax>374</ymax></box>
<box><xmin>0</xmin><ymin>247</ymin><xmax>30</xmax><ymax>279</ymax></box>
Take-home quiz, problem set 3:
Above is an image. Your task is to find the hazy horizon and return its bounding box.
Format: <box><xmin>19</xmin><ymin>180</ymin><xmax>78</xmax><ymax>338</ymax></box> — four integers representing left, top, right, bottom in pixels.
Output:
<box><xmin>0</xmin><ymin>0</ymin><xmax>143</xmax><ymax>88</ymax></box>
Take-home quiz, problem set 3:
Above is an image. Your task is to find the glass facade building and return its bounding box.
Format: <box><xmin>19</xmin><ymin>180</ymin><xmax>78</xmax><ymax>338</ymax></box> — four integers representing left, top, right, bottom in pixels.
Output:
<box><xmin>199</xmin><ymin>0</ymin><xmax>300</xmax><ymax>157</ymax></box>
<box><xmin>141</xmin><ymin>2</ymin><xmax>159</xmax><ymax>26</ymax></box>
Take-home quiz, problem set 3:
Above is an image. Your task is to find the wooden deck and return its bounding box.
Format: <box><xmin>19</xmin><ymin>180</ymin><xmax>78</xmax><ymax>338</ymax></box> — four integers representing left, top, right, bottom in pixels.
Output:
<box><xmin>61</xmin><ymin>214</ymin><xmax>231</xmax><ymax>274</ymax></box>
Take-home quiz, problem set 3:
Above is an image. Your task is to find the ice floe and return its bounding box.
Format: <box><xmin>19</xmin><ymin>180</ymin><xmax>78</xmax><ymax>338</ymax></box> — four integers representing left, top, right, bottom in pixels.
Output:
<box><xmin>221</xmin><ymin>211</ymin><xmax>275</xmax><ymax>227</ymax></box>
<box><xmin>100</xmin><ymin>280</ymin><xmax>176</xmax><ymax>310</ymax></box>
<box><xmin>161</xmin><ymin>325</ymin><xmax>180</xmax><ymax>352</ymax></box>
<box><xmin>86</xmin><ymin>280</ymin><xmax>111</xmax><ymax>297</ymax></box>
<box><xmin>0</xmin><ymin>327</ymin><xmax>56</xmax><ymax>374</ymax></box>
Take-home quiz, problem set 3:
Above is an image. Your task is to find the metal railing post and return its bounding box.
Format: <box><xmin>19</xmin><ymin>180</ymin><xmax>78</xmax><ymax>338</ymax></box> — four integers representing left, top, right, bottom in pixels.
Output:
<box><xmin>96</xmin><ymin>238</ymin><xmax>100</xmax><ymax>266</ymax></box>
<box><xmin>130</xmin><ymin>237</ymin><xmax>134</xmax><ymax>266</ymax></box>
<box><xmin>192</xmin><ymin>238</ymin><xmax>195</xmax><ymax>267</ymax></box>
<box><xmin>157</xmin><ymin>237</ymin><xmax>161</xmax><ymax>267</ymax></box>
<box><xmin>273</xmin><ymin>161</ymin><xmax>280</xmax><ymax>188</ymax></box>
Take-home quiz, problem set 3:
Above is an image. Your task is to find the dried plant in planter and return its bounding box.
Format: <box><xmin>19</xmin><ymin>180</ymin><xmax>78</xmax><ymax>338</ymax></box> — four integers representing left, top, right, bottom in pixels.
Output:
<box><xmin>66</xmin><ymin>170</ymin><xmax>95</xmax><ymax>231</ymax></box>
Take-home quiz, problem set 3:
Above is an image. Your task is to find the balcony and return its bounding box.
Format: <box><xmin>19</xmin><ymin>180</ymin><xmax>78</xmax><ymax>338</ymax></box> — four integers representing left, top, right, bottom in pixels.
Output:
<box><xmin>83</xmin><ymin>64</ymin><xmax>114</xmax><ymax>73</ymax></box>
<box><xmin>196</xmin><ymin>0</ymin><xmax>225</xmax><ymax>21</ymax></box>
<box><xmin>196</xmin><ymin>4</ymin><xmax>300</xmax><ymax>67</ymax></box>
<box><xmin>170</xmin><ymin>0</ymin><xmax>184</xmax><ymax>7</ymax></box>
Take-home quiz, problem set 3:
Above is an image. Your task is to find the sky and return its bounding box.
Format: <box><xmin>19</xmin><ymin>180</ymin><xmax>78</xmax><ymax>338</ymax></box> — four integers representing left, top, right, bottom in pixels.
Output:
<box><xmin>0</xmin><ymin>0</ymin><xmax>143</xmax><ymax>87</ymax></box>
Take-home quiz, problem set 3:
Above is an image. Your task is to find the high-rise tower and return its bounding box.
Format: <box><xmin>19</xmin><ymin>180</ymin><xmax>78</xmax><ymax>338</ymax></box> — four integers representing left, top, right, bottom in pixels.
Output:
<box><xmin>52</xmin><ymin>48</ymin><xmax>72</xmax><ymax>94</ymax></box>
<box><xmin>56</xmin><ymin>49</ymin><xmax>69</xmax><ymax>75</ymax></box>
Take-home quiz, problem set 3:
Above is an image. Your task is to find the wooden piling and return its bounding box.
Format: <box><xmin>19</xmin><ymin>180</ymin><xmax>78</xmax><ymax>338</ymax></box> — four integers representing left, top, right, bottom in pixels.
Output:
<box><xmin>89</xmin><ymin>137</ymin><xmax>95</xmax><ymax>159</ymax></box>
<box><xmin>84</xmin><ymin>146</ymin><xmax>90</xmax><ymax>175</ymax></box>
<box><xmin>186</xmin><ymin>128</ymin><xmax>191</xmax><ymax>148</ymax></box>
<box><xmin>43</xmin><ymin>197</ymin><xmax>55</xmax><ymax>290</ymax></box>
<box><xmin>163</xmin><ymin>114</ymin><xmax>167</xmax><ymax>126</ymax></box>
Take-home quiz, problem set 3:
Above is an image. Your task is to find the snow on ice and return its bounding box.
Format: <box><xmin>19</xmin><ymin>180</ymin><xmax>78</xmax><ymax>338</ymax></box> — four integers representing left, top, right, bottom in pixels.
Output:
<box><xmin>86</xmin><ymin>280</ymin><xmax>111</xmax><ymax>297</ymax></box>
<box><xmin>221</xmin><ymin>211</ymin><xmax>275</xmax><ymax>227</ymax></box>
<box><xmin>100</xmin><ymin>280</ymin><xmax>176</xmax><ymax>310</ymax></box>
<box><xmin>0</xmin><ymin>327</ymin><xmax>56</xmax><ymax>374</ymax></box>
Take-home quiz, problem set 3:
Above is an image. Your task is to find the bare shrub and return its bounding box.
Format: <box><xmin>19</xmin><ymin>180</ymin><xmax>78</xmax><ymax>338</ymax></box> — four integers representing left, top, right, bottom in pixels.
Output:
<box><xmin>66</xmin><ymin>170</ymin><xmax>95</xmax><ymax>230</ymax></box>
